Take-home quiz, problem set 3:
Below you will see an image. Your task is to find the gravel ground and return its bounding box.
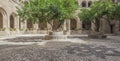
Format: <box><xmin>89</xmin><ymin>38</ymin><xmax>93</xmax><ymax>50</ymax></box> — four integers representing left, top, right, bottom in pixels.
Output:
<box><xmin>0</xmin><ymin>36</ymin><xmax>120</xmax><ymax>61</ymax></box>
<box><xmin>3</xmin><ymin>36</ymin><xmax>43</xmax><ymax>42</ymax></box>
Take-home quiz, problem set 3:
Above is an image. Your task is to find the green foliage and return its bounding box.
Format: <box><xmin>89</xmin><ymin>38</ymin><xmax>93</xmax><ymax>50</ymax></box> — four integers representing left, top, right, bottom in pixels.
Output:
<box><xmin>79</xmin><ymin>0</ymin><xmax>120</xmax><ymax>22</ymax></box>
<box><xmin>17</xmin><ymin>0</ymin><xmax>78</xmax><ymax>24</ymax></box>
<box><xmin>79</xmin><ymin>8</ymin><xmax>95</xmax><ymax>22</ymax></box>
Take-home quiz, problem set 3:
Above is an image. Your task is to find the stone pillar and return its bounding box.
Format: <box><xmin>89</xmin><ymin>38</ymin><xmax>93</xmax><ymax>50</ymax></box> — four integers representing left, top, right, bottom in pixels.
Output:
<box><xmin>78</xmin><ymin>20</ymin><xmax>83</xmax><ymax>33</ymax></box>
<box><xmin>5</xmin><ymin>15</ymin><xmax>10</xmax><ymax>35</ymax></box>
<box><xmin>21</xmin><ymin>20</ymin><xmax>27</xmax><ymax>31</ymax></box>
<box><xmin>63</xmin><ymin>20</ymin><xmax>67</xmax><ymax>31</ymax></box>
<box><xmin>86</xmin><ymin>1</ymin><xmax>88</xmax><ymax>7</ymax></box>
<box><xmin>33</xmin><ymin>23</ymin><xmax>38</xmax><ymax>30</ymax></box>
<box><xmin>14</xmin><ymin>16</ymin><xmax>20</xmax><ymax>33</ymax></box>
<box><xmin>75</xmin><ymin>16</ymin><xmax>82</xmax><ymax>30</ymax></box>
<box><xmin>66</xmin><ymin>19</ymin><xmax>71</xmax><ymax>35</ymax></box>
<box><xmin>46</xmin><ymin>22</ymin><xmax>53</xmax><ymax>34</ymax></box>
<box><xmin>91</xmin><ymin>21</ymin><xmax>96</xmax><ymax>32</ymax></box>
<box><xmin>32</xmin><ymin>23</ymin><xmax>38</xmax><ymax>34</ymax></box>
<box><xmin>74</xmin><ymin>16</ymin><xmax>82</xmax><ymax>33</ymax></box>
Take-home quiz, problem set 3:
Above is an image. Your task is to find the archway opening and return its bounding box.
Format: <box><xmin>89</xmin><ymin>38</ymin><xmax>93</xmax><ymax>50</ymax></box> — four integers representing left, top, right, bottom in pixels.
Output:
<box><xmin>88</xmin><ymin>1</ymin><xmax>92</xmax><ymax>7</ymax></box>
<box><xmin>70</xmin><ymin>18</ymin><xmax>77</xmax><ymax>30</ymax></box>
<box><xmin>27</xmin><ymin>20</ymin><xmax>33</xmax><ymax>30</ymax></box>
<box><xmin>112</xmin><ymin>0</ymin><xmax>115</xmax><ymax>2</ymax></box>
<box><xmin>82</xmin><ymin>21</ymin><xmax>91</xmax><ymax>30</ymax></box>
<box><xmin>19</xmin><ymin>18</ymin><xmax>21</xmax><ymax>29</ymax></box>
<box><xmin>0</xmin><ymin>12</ymin><xmax>3</xmax><ymax>29</ymax></box>
<box><xmin>10</xmin><ymin>15</ymin><xmax>15</xmax><ymax>28</ymax></box>
<box><xmin>0</xmin><ymin>7</ymin><xmax>7</xmax><ymax>30</ymax></box>
<box><xmin>81</xmin><ymin>1</ymin><xmax>87</xmax><ymax>7</ymax></box>
<box><xmin>38</xmin><ymin>22</ymin><xmax>47</xmax><ymax>30</ymax></box>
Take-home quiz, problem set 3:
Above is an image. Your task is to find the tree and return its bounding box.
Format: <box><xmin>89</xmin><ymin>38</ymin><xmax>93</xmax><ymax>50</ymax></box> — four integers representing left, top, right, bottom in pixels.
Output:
<box><xmin>17</xmin><ymin>0</ymin><xmax>78</xmax><ymax>31</ymax></box>
<box><xmin>79</xmin><ymin>0</ymin><xmax>120</xmax><ymax>33</ymax></box>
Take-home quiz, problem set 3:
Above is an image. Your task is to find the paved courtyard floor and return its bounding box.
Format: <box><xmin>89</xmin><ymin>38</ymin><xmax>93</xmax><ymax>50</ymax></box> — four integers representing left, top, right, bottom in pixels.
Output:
<box><xmin>0</xmin><ymin>34</ymin><xmax>119</xmax><ymax>61</ymax></box>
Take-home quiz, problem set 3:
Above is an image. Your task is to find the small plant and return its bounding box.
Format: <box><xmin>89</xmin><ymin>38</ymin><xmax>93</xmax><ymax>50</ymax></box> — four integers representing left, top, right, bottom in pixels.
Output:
<box><xmin>37</xmin><ymin>28</ymin><xmax>40</xmax><ymax>31</ymax></box>
<box><xmin>75</xmin><ymin>28</ymin><xmax>78</xmax><ymax>31</ymax></box>
<box><xmin>20</xmin><ymin>28</ymin><xmax>24</xmax><ymax>31</ymax></box>
<box><xmin>25</xmin><ymin>28</ymin><xmax>29</xmax><ymax>31</ymax></box>
<box><xmin>30</xmin><ymin>28</ymin><xmax>34</xmax><ymax>31</ymax></box>
<box><xmin>10</xmin><ymin>28</ymin><xmax>13</xmax><ymax>31</ymax></box>
<box><xmin>10</xmin><ymin>28</ymin><xmax>16</xmax><ymax>31</ymax></box>
<box><xmin>13</xmin><ymin>28</ymin><xmax>16</xmax><ymax>31</ymax></box>
<box><xmin>1</xmin><ymin>28</ymin><xmax>6</xmax><ymax>31</ymax></box>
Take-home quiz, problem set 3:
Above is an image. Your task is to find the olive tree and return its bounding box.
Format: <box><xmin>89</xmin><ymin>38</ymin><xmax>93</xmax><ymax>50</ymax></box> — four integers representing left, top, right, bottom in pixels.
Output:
<box><xmin>17</xmin><ymin>0</ymin><xmax>78</xmax><ymax>31</ymax></box>
<box><xmin>79</xmin><ymin>0</ymin><xmax>120</xmax><ymax>33</ymax></box>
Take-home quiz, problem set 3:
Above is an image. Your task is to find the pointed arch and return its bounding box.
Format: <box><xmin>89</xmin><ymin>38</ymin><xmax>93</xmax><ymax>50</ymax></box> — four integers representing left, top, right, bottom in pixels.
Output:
<box><xmin>0</xmin><ymin>7</ymin><xmax>7</xmax><ymax>29</ymax></box>
<box><xmin>10</xmin><ymin>13</ymin><xmax>17</xmax><ymax>29</ymax></box>
<box><xmin>81</xmin><ymin>1</ymin><xmax>87</xmax><ymax>7</ymax></box>
<box><xmin>88</xmin><ymin>1</ymin><xmax>92</xmax><ymax>7</ymax></box>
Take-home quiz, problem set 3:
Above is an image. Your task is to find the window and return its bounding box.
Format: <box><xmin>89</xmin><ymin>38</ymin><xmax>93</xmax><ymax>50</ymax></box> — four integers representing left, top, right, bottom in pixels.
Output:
<box><xmin>88</xmin><ymin>1</ymin><xmax>92</xmax><ymax>7</ymax></box>
<box><xmin>81</xmin><ymin>1</ymin><xmax>87</xmax><ymax>7</ymax></box>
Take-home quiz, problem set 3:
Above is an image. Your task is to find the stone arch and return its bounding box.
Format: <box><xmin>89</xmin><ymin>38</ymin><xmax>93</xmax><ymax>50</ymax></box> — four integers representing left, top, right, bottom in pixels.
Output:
<box><xmin>81</xmin><ymin>1</ymin><xmax>87</xmax><ymax>7</ymax></box>
<box><xmin>10</xmin><ymin>15</ymin><xmax>14</xmax><ymax>28</ymax></box>
<box><xmin>0</xmin><ymin>12</ymin><xmax>3</xmax><ymax>28</ymax></box>
<box><xmin>112</xmin><ymin>0</ymin><xmax>115</xmax><ymax>2</ymax></box>
<box><xmin>88</xmin><ymin>1</ymin><xmax>92</xmax><ymax>7</ymax></box>
<box><xmin>0</xmin><ymin>7</ymin><xmax>7</xmax><ymax>29</ymax></box>
<box><xmin>10</xmin><ymin>13</ymin><xmax>17</xmax><ymax>29</ymax></box>
<box><xmin>70</xmin><ymin>18</ymin><xmax>77</xmax><ymax>30</ymax></box>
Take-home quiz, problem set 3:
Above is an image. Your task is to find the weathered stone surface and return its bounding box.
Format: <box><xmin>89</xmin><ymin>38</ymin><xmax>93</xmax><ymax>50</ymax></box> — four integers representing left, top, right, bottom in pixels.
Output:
<box><xmin>88</xmin><ymin>34</ymin><xmax>107</xmax><ymax>39</ymax></box>
<box><xmin>44</xmin><ymin>35</ymin><xmax>53</xmax><ymax>40</ymax></box>
<box><xmin>0</xmin><ymin>36</ymin><xmax>120</xmax><ymax>61</ymax></box>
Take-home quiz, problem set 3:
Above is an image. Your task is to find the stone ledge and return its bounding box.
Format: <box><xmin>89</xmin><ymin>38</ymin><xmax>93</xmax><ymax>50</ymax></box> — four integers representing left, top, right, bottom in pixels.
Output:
<box><xmin>88</xmin><ymin>34</ymin><xmax>107</xmax><ymax>39</ymax></box>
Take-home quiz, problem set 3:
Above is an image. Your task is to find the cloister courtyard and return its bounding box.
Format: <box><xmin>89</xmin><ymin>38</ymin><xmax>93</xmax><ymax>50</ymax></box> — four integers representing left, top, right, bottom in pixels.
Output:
<box><xmin>0</xmin><ymin>34</ymin><xmax>119</xmax><ymax>61</ymax></box>
<box><xmin>0</xmin><ymin>0</ymin><xmax>120</xmax><ymax>61</ymax></box>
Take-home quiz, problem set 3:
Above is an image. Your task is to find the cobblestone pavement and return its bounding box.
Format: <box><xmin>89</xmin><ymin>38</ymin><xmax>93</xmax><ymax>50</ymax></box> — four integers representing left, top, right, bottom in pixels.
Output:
<box><xmin>0</xmin><ymin>35</ymin><xmax>119</xmax><ymax>61</ymax></box>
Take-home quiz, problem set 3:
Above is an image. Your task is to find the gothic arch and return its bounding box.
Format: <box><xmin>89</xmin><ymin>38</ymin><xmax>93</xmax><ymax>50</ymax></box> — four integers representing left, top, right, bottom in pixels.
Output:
<box><xmin>0</xmin><ymin>7</ymin><xmax>7</xmax><ymax>29</ymax></box>
<box><xmin>0</xmin><ymin>12</ymin><xmax>3</xmax><ymax>28</ymax></box>
<box><xmin>88</xmin><ymin>1</ymin><xmax>92</xmax><ymax>7</ymax></box>
<box><xmin>112</xmin><ymin>0</ymin><xmax>115</xmax><ymax>2</ymax></box>
<box><xmin>81</xmin><ymin>1</ymin><xmax>87</xmax><ymax>7</ymax></box>
<box><xmin>10</xmin><ymin>13</ymin><xmax>17</xmax><ymax>29</ymax></box>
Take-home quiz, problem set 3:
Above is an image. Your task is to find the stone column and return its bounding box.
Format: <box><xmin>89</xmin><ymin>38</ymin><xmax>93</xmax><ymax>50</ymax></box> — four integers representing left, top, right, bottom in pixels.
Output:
<box><xmin>21</xmin><ymin>20</ymin><xmax>27</xmax><ymax>31</ymax></box>
<box><xmin>66</xmin><ymin>19</ymin><xmax>71</xmax><ymax>35</ymax></box>
<box><xmin>47</xmin><ymin>22</ymin><xmax>52</xmax><ymax>31</ymax></box>
<box><xmin>77</xmin><ymin>0</ymin><xmax>81</xmax><ymax>6</ymax></box>
<box><xmin>75</xmin><ymin>16</ymin><xmax>81</xmax><ymax>30</ymax></box>
<box><xmin>86</xmin><ymin>1</ymin><xmax>88</xmax><ymax>7</ymax></box>
<box><xmin>74</xmin><ymin>16</ymin><xmax>82</xmax><ymax>34</ymax></box>
<box><xmin>14</xmin><ymin>16</ymin><xmax>20</xmax><ymax>34</ymax></box>
<box><xmin>33</xmin><ymin>23</ymin><xmax>38</xmax><ymax>30</ymax></box>
<box><xmin>5</xmin><ymin>15</ymin><xmax>10</xmax><ymax>35</ymax></box>
<box><xmin>78</xmin><ymin>20</ymin><xmax>83</xmax><ymax>33</ymax></box>
<box><xmin>63</xmin><ymin>20</ymin><xmax>67</xmax><ymax>31</ymax></box>
<box><xmin>91</xmin><ymin>21</ymin><xmax>96</xmax><ymax>32</ymax></box>
<box><xmin>33</xmin><ymin>23</ymin><xmax>38</xmax><ymax>34</ymax></box>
